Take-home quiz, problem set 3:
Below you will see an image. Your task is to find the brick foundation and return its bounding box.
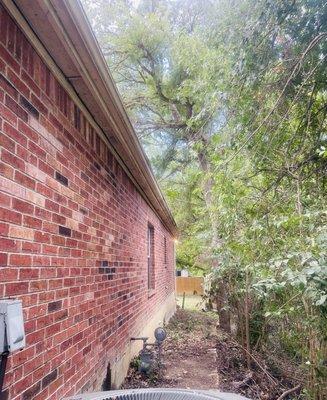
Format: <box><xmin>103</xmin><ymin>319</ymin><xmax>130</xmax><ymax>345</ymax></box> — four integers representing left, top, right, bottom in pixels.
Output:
<box><xmin>0</xmin><ymin>4</ymin><xmax>176</xmax><ymax>400</ymax></box>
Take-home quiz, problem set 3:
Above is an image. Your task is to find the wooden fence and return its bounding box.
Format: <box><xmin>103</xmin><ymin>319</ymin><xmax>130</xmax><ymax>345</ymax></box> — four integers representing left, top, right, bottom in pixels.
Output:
<box><xmin>176</xmin><ymin>276</ymin><xmax>204</xmax><ymax>295</ymax></box>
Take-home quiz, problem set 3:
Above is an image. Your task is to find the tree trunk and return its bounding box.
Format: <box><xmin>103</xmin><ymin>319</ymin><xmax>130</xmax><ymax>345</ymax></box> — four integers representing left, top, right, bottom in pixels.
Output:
<box><xmin>197</xmin><ymin>142</ymin><xmax>231</xmax><ymax>333</ymax></box>
<box><xmin>215</xmin><ymin>281</ymin><xmax>231</xmax><ymax>333</ymax></box>
<box><xmin>245</xmin><ymin>268</ymin><xmax>251</xmax><ymax>368</ymax></box>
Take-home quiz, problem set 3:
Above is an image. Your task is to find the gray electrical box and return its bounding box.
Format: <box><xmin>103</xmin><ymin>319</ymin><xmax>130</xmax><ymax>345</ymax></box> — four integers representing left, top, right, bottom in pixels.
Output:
<box><xmin>0</xmin><ymin>299</ymin><xmax>25</xmax><ymax>353</ymax></box>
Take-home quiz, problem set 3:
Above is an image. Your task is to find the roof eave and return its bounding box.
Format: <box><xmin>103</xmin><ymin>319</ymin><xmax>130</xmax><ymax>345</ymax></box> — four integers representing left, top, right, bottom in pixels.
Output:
<box><xmin>6</xmin><ymin>0</ymin><xmax>177</xmax><ymax>236</ymax></box>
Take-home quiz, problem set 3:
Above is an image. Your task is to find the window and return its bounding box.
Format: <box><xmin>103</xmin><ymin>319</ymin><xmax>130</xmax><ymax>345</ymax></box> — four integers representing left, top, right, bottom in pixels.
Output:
<box><xmin>164</xmin><ymin>237</ymin><xmax>167</xmax><ymax>266</ymax></box>
<box><xmin>147</xmin><ymin>224</ymin><xmax>155</xmax><ymax>290</ymax></box>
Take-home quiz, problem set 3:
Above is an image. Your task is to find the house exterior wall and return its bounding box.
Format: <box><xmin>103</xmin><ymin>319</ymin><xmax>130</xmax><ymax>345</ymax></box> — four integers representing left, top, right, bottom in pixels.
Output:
<box><xmin>0</xmin><ymin>5</ymin><xmax>176</xmax><ymax>400</ymax></box>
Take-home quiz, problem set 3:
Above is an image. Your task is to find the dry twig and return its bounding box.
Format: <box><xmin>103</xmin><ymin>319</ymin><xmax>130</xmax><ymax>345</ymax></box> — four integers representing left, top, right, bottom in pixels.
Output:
<box><xmin>276</xmin><ymin>384</ymin><xmax>301</xmax><ymax>400</ymax></box>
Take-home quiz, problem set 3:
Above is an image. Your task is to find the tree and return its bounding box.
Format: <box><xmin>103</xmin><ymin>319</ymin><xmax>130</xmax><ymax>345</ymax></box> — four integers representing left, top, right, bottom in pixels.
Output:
<box><xmin>83</xmin><ymin>0</ymin><xmax>230</xmax><ymax>266</ymax></box>
<box><xmin>83</xmin><ymin>0</ymin><xmax>327</xmax><ymax>397</ymax></box>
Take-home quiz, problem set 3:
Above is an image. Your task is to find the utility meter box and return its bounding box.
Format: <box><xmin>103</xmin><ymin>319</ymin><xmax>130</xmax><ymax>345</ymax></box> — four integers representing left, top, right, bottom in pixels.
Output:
<box><xmin>0</xmin><ymin>299</ymin><xmax>25</xmax><ymax>353</ymax></box>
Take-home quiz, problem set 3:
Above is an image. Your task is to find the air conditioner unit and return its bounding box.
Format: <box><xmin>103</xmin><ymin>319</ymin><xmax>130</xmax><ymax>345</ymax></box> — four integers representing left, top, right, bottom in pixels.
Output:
<box><xmin>63</xmin><ymin>388</ymin><xmax>249</xmax><ymax>400</ymax></box>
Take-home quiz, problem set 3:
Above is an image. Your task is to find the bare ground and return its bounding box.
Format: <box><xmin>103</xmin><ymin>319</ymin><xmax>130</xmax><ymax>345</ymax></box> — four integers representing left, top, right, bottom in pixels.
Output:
<box><xmin>122</xmin><ymin>309</ymin><xmax>302</xmax><ymax>399</ymax></box>
<box><xmin>122</xmin><ymin>309</ymin><xmax>219</xmax><ymax>389</ymax></box>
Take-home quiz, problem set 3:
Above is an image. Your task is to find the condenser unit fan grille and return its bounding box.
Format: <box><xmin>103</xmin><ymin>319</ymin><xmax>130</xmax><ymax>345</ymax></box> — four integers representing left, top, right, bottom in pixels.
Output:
<box><xmin>63</xmin><ymin>388</ymin><xmax>249</xmax><ymax>400</ymax></box>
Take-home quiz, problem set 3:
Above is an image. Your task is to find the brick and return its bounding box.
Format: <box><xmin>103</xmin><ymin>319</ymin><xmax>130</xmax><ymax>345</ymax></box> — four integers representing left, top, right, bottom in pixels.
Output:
<box><xmin>18</xmin><ymin>119</ymin><xmax>38</xmax><ymax>142</ymax></box>
<box><xmin>0</xmin><ymin>72</ymin><xmax>18</xmax><ymax>99</ymax></box>
<box><xmin>0</xmin><ymin>102</ymin><xmax>17</xmax><ymax>125</ymax></box>
<box><xmin>23</xmin><ymin>352</ymin><xmax>43</xmax><ymax>373</ymax></box>
<box><xmin>38</xmin><ymin>292</ymin><xmax>55</xmax><ymax>304</ymax></box>
<box><xmin>7</xmin><ymin>67</ymin><xmax>30</xmax><ymax>97</ymax></box>
<box><xmin>51</xmin><ymin>235</ymin><xmax>65</xmax><ymax>246</ymax></box>
<box><xmin>38</xmin><ymin>159</ymin><xmax>54</xmax><ymax>176</ymax></box>
<box><xmin>45</xmin><ymin>322</ymin><xmax>61</xmax><ymax>336</ymax></box>
<box><xmin>52</xmin><ymin>213</ymin><xmax>66</xmax><ymax>225</ymax></box>
<box><xmin>12</xmin><ymin>198</ymin><xmax>34</xmax><ymax>214</ymax></box>
<box><xmin>26</xmin><ymin>45</ymin><xmax>34</xmax><ymax>76</ymax></box>
<box><xmin>54</xmin><ymin>192</ymin><xmax>66</xmax><ymax>205</ymax></box>
<box><xmin>48</xmin><ymin>279</ymin><xmax>62</xmax><ymax>290</ymax></box>
<box><xmin>23</xmin><ymin>215</ymin><xmax>42</xmax><ymax>229</ymax></box>
<box><xmin>5</xmin><ymin>94</ymin><xmax>28</xmax><ymax>121</ymax></box>
<box><xmin>22</xmin><ymin>382</ymin><xmax>41</xmax><ymax>400</ymax></box>
<box><xmin>3</xmin><ymin>121</ymin><xmax>27</xmax><ymax>147</ymax></box>
<box><xmin>25</xmin><ymin>190</ymin><xmax>45</xmax><ymax>207</ymax></box>
<box><xmin>0</xmin><ymin>207</ymin><xmax>22</xmax><ymax>224</ymax></box>
<box><xmin>0</xmin><ymin>161</ymin><xmax>14</xmax><ymax>179</ymax></box>
<box><xmin>40</xmin><ymin>267</ymin><xmax>56</xmax><ymax>278</ymax></box>
<box><xmin>35</xmin><ymin>207</ymin><xmax>51</xmax><ymax>221</ymax></box>
<box><xmin>20</xmin><ymin>95</ymin><xmax>39</xmax><ymax>118</ymax></box>
<box><xmin>9</xmin><ymin>254</ymin><xmax>32</xmax><ymax>266</ymax></box>
<box><xmin>1</xmin><ymin>176</ymin><xmax>25</xmax><ymax>199</ymax></box>
<box><xmin>21</xmin><ymin>70</ymin><xmax>40</xmax><ymax>97</ymax></box>
<box><xmin>13</xmin><ymin>376</ymin><xmax>32</xmax><ymax>397</ymax></box>
<box><xmin>55</xmin><ymin>171</ymin><xmax>68</xmax><ymax>186</ymax></box>
<box><xmin>25</xmin><ymin>171</ymin><xmax>46</xmax><ymax>192</ymax></box>
<box><xmin>36</xmin><ymin>183</ymin><xmax>53</xmax><ymax>198</ymax></box>
<box><xmin>5</xmin><ymin>281</ymin><xmax>29</xmax><ymax>296</ymax></box>
<box><xmin>30</xmin><ymin>92</ymin><xmax>48</xmax><ymax>116</ymax></box>
<box><xmin>0</xmin><ymin>58</ymin><xmax>4</xmax><ymax>73</ymax></box>
<box><xmin>0</xmin><ymin>7</ymin><xmax>9</xmax><ymax>46</ymax></box>
<box><xmin>19</xmin><ymin>268</ymin><xmax>39</xmax><ymax>279</ymax></box>
<box><xmin>28</xmin><ymin>306</ymin><xmax>46</xmax><ymax>322</ymax></box>
<box><xmin>21</xmin><ymin>241</ymin><xmax>41</xmax><ymax>253</ymax></box>
<box><xmin>21</xmin><ymin>293</ymin><xmax>38</xmax><ymax>308</ymax></box>
<box><xmin>0</xmin><ymin>221</ymin><xmax>9</xmax><ymax>235</ymax></box>
<box><xmin>9</xmin><ymin>226</ymin><xmax>34</xmax><ymax>240</ymax></box>
<box><xmin>30</xmin><ymin>280</ymin><xmax>47</xmax><ymax>292</ymax></box>
<box><xmin>13</xmin><ymin>345</ymin><xmax>35</xmax><ymax>366</ymax></box>
<box><xmin>49</xmin><ymin>113</ymin><xmax>63</xmax><ymax>132</ymax></box>
<box><xmin>53</xmin><ymin>309</ymin><xmax>67</xmax><ymax>322</ymax></box>
<box><xmin>15</xmin><ymin>27</ymin><xmax>23</xmax><ymax>61</ymax></box>
<box><xmin>24</xmin><ymin>319</ymin><xmax>37</xmax><ymax>335</ymax></box>
<box><xmin>16</xmin><ymin>143</ymin><xmax>29</xmax><ymax>161</ymax></box>
<box><xmin>15</xmin><ymin>170</ymin><xmax>36</xmax><ymax>190</ymax></box>
<box><xmin>0</xmin><ymin>237</ymin><xmax>19</xmax><ymax>251</ymax></box>
<box><xmin>28</xmin><ymin>141</ymin><xmax>46</xmax><ymax>159</ymax></box>
<box><xmin>45</xmin><ymin>199</ymin><xmax>59</xmax><ymax>212</ymax></box>
<box><xmin>48</xmin><ymin>300</ymin><xmax>62</xmax><ymax>313</ymax></box>
<box><xmin>1</xmin><ymin>148</ymin><xmax>25</xmax><ymax>170</ymax></box>
<box><xmin>0</xmin><ymin>43</ymin><xmax>20</xmax><ymax>73</ymax></box>
<box><xmin>7</xmin><ymin>16</ymin><xmax>15</xmax><ymax>54</ymax></box>
<box><xmin>0</xmin><ymin>132</ymin><xmax>15</xmax><ymax>152</ymax></box>
<box><xmin>0</xmin><ymin>252</ymin><xmax>8</xmax><ymax>265</ymax></box>
<box><xmin>34</xmin><ymin>231</ymin><xmax>51</xmax><ymax>243</ymax></box>
<box><xmin>33</xmin><ymin>255</ymin><xmax>50</xmax><ymax>267</ymax></box>
<box><xmin>43</xmin><ymin>221</ymin><xmax>57</xmax><ymax>234</ymax></box>
<box><xmin>42</xmin><ymin>244</ymin><xmax>57</xmax><ymax>255</ymax></box>
<box><xmin>61</xmin><ymin>206</ymin><xmax>72</xmax><ymax>218</ymax></box>
<box><xmin>34</xmin><ymin>53</ymin><xmax>42</xmax><ymax>86</ymax></box>
<box><xmin>0</xmin><ymin>268</ymin><xmax>18</xmax><ymax>281</ymax></box>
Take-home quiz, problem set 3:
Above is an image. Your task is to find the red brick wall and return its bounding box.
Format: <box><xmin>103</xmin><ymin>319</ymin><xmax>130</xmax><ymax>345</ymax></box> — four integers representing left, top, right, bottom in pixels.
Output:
<box><xmin>0</xmin><ymin>5</ymin><xmax>175</xmax><ymax>400</ymax></box>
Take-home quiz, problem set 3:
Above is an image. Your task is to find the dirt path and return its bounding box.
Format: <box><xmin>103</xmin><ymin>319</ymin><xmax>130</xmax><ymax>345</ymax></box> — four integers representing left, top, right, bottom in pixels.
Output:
<box><xmin>123</xmin><ymin>308</ymin><xmax>219</xmax><ymax>390</ymax></box>
<box><xmin>122</xmin><ymin>308</ymin><xmax>302</xmax><ymax>400</ymax></box>
<box><xmin>163</xmin><ymin>329</ymin><xmax>218</xmax><ymax>389</ymax></box>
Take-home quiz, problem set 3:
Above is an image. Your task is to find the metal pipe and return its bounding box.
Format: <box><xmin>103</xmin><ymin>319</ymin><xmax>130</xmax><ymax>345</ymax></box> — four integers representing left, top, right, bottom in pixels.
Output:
<box><xmin>0</xmin><ymin>351</ymin><xmax>9</xmax><ymax>395</ymax></box>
